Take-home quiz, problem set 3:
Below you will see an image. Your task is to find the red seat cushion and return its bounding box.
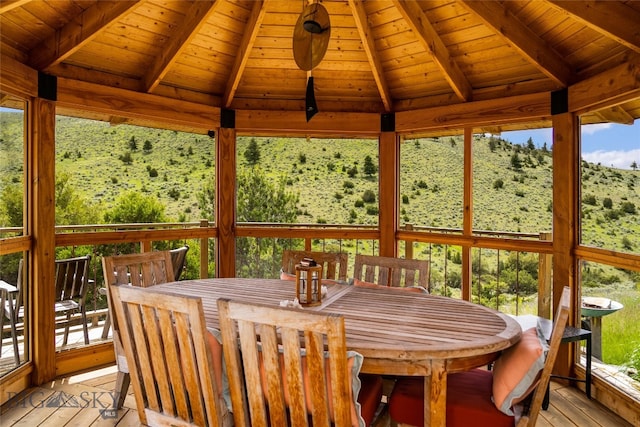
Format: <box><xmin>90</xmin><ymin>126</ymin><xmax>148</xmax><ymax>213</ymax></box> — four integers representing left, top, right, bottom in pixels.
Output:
<box><xmin>358</xmin><ymin>374</ymin><xmax>384</xmax><ymax>426</ymax></box>
<box><xmin>389</xmin><ymin>369</ymin><xmax>515</xmax><ymax>427</ymax></box>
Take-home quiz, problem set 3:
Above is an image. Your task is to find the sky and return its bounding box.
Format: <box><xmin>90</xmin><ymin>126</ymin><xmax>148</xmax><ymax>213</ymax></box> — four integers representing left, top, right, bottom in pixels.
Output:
<box><xmin>500</xmin><ymin>120</ymin><xmax>640</xmax><ymax>170</ymax></box>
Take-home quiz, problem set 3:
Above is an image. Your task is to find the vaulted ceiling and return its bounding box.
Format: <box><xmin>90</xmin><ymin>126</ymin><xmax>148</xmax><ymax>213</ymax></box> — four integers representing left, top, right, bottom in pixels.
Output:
<box><xmin>1</xmin><ymin>0</ymin><xmax>640</xmax><ymax>129</ymax></box>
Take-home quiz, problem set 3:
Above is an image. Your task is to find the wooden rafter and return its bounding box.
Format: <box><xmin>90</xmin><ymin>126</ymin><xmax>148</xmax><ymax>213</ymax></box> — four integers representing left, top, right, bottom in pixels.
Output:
<box><xmin>0</xmin><ymin>0</ymin><xmax>30</xmax><ymax>14</ymax></box>
<box><xmin>28</xmin><ymin>1</ymin><xmax>139</xmax><ymax>71</ymax></box>
<box><xmin>143</xmin><ymin>1</ymin><xmax>219</xmax><ymax>93</ymax></box>
<box><xmin>348</xmin><ymin>0</ymin><xmax>393</xmax><ymax>112</ymax></box>
<box><xmin>223</xmin><ymin>0</ymin><xmax>268</xmax><ymax>108</ymax></box>
<box><xmin>460</xmin><ymin>0</ymin><xmax>572</xmax><ymax>87</ymax></box>
<box><xmin>547</xmin><ymin>0</ymin><xmax>640</xmax><ymax>54</ymax></box>
<box><xmin>595</xmin><ymin>106</ymin><xmax>635</xmax><ymax>125</ymax></box>
<box><xmin>391</xmin><ymin>0</ymin><xmax>472</xmax><ymax>102</ymax></box>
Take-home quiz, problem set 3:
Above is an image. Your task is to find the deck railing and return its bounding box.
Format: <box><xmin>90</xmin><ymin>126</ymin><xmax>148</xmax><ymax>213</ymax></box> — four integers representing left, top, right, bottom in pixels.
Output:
<box><xmin>1</xmin><ymin>221</ymin><xmax>552</xmax><ymax>351</ymax></box>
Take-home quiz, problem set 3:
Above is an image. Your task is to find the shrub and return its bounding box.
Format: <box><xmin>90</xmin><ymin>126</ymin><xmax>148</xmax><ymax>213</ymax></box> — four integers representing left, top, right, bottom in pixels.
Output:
<box><xmin>362</xmin><ymin>190</ymin><xmax>376</xmax><ymax>203</ymax></box>
<box><xmin>583</xmin><ymin>194</ymin><xmax>597</xmax><ymax>205</ymax></box>
<box><xmin>355</xmin><ymin>199</ymin><xmax>364</xmax><ymax>208</ymax></box>
<box><xmin>603</xmin><ymin>197</ymin><xmax>613</xmax><ymax>209</ymax></box>
<box><xmin>621</xmin><ymin>201</ymin><xmax>636</xmax><ymax>214</ymax></box>
<box><xmin>493</xmin><ymin>179</ymin><xmax>504</xmax><ymax>189</ymax></box>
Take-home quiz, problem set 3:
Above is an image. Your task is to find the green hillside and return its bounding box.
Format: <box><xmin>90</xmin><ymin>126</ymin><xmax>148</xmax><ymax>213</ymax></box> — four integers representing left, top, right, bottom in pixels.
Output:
<box><xmin>1</xmin><ymin>113</ymin><xmax>638</xmax><ymax>252</ymax></box>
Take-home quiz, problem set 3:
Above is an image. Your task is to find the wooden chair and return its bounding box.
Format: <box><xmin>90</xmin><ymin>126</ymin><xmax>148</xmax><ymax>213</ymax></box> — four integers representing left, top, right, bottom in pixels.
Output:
<box><xmin>169</xmin><ymin>244</ymin><xmax>189</xmax><ymax>281</ymax></box>
<box><xmin>110</xmin><ymin>285</ymin><xmax>230</xmax><ymax>427</ymax></box>
<box><xmin>281</xmin><ymin>250</ymin><xmax>349</xmax><ymax>282</ymax></box>
<box><xmin>217</xmin><ymin>298</ymin><xmax>383</xmax><ymax>427</ymax></box>
<box><xmin>54</xmin><ymin>255</ymin><xmax>92</xmax><ymax>346</ymax></box>
<box><xmin>388</xmin><ymin>286</ymin><xmax>571</xmax><ymax>427</ymax></box>
<box><xmin>0</xmin><ymin>258</ymin><xmax>23</xmax><ymax>365</ymax></box>
<box><xmin>353</xmin><ymin>254</ymin><xmax>429</xmax><ymax>290</ymax></box>
<box><xmin>101</xmin><ymin>251</ymin><xmax>175</xmax><ymax>409</ymax></box>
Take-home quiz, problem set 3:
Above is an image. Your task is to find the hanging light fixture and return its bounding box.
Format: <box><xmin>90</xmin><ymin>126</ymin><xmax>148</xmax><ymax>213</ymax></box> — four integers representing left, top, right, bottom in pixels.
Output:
<box><xmin>293</xmin><ymin>2</ymin><xmax>330</xmax><ymax>122</ymax></box>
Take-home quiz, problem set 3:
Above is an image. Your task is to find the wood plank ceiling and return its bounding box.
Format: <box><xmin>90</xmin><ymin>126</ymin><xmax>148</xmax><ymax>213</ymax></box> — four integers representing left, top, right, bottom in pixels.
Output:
<box><xmin>1</xmin><ymin>0</ymin><xmax>639</xmax><ymax>130</ymax></box>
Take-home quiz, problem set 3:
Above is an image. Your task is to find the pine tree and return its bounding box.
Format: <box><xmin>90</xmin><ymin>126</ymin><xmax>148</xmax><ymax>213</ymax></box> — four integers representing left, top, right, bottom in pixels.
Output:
<box><xmin>244</xmin><ymin>138</ymin><xmax>261</xmax><ymax>165</ymax></box>
<box><xmin>363</xmin><ymin>155</ymin><xmax>377</xmax><ymax>176</ymax></box>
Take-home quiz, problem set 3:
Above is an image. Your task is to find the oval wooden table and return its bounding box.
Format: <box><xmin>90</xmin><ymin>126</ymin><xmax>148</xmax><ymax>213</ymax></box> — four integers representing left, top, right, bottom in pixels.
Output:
<box><xmin>152</xmin><ymin>278</ymin><xmax>522</xmax><ymax>427</ymax></box>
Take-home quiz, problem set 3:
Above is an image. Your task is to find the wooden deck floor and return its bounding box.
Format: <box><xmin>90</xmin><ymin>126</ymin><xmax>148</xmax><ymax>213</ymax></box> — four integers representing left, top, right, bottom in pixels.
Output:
<box><xmin>0</xmin><ymin>364</ymin><xmax>633</xmax><ymax>426</ymax></box>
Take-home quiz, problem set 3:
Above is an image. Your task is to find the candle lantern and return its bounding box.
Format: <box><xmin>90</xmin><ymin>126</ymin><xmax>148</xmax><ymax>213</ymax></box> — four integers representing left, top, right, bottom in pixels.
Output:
<box><xmin>295</xmin><ymin>262</ymin><xmax>323</xmax><ymax>307</ymax></box>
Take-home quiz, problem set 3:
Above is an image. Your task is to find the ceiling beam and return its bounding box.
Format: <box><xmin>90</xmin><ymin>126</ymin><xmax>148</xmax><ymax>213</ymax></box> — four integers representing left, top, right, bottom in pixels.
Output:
<box><xmin>28</xmin><ymin>1</ymin><xmax>139</xmax><ymax>71</ymax></box>
<box><xmin>391</xmin><ymin>0</ymin><xmax>472</xmax><ymax>102</ymax></box>
<box><xmin>460</xmin><ymin>0</ymin><xmax>572</xmax><ymax>87</ymax></box>
<box><xmin>569</xmin><ymin>57</ymin><xmax>640</xmax><ymax>114</ymax></box>
<box><xmin>595</xmin><ymin>106</ymin><xmax>635</xmax><ymax>125</ymax></box>
<box><xmin>348</xmin><ymin>0</ymin><xmax>393</xmax><ymax>112</ymax></box>
<box><xmin>143</xmin><ymin>1</ymin><xmax>219</xmax><ymax>93</ymax></box>
<box><xmin>547</xmin><ymin>0</ymin><xmax>640</xmax><ymax>54</ymax></box>
<box><xmin>223</xmin><ymin>0</ymin><xmax>268</xmax><ymax>108</ymax></box>
<box><xmin>0</xmin><ymin>0</ymin><xmax>30</xmax><ymax>14</ymax></box>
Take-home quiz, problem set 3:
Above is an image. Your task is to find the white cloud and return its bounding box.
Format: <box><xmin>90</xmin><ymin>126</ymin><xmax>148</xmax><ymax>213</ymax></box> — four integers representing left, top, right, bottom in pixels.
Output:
<box><xmin>582</xmin><ymin>149</ymin><xmax>640</xmax><ymax>169</ymax></box>
<box><xmin>581</xmin><ymin>123</ymin><xmax>612</xmax><ymax>135</ymax></box>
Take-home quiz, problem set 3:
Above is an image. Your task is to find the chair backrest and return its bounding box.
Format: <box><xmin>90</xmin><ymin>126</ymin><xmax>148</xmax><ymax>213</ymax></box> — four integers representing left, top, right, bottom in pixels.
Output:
<box><xmin>101</xmin><ymin>251</ymin><xmax>175</xmax><ymax>372</ymax></box>
<box><xmin>102</xmin><ymin>251</ymin><xmax>174</xmax><ymax>289</ymax></box>
<box><xmin>54</xmin><ymin>255</ymin><xmax>91</xmax><ymax>304</ymax></box>
<box><xmin>517</xmin><ymin>286</ymin><xmax>570</xmax><ymax>427</ymax></box>
<box><xmin>110</xmin><ymin>285</ymin><xmax>228</xmax><ymax>427</ymax></box>
<box><xmin>11</xmin><ymin>258</ymin><xmax>24</xmax><ymax>322</ymax></box>
<box><xmin>281</xmin><ymin>250</ymin><xmax>349</xmax><ymax>281</ymax></box>
<box><xmin>353</xmin><ymin>254</ymin><xmax>429</xmax><ymax>289</ymax></box>
<box><xmin>217</xmin><ymin>298</ymin><xmax>355</xmax><ymax>427</ymax></box>
<box><xmin>169</xmin><ymin>245</ymin><xmax>189</xmax><ymax>281</ymax></box>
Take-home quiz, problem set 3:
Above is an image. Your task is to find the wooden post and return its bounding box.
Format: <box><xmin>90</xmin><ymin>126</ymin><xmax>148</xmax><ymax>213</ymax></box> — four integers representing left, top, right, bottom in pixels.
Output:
<box><xmin>404</xmin><ymin>224</ymin><xmax>414</xmax><ymax>259</ymax></box>
<box><xmin>538</xmin><ymin>232</ymin><xmax>552</xmax><ymax>319</ymax></box>
<box><xmin>200</xmin><ymin>219</ymin><xmax>209</xmax><ymax>278</ymax></box>
<box><xmin>379</xmin><ymin>131</ymin><xmax>398</xmax><ymax>257</ymax></box>
<box><xmin>216</xmin><ymin>127</ymin><xmax>236</xmax><ymax>278</ymax></box>
<box><xmin>31</xmin><ymin>98</ymin><xmax>57</xmax><ymax>384</ymax></box>
<box><xmin>461</xmin><ymin>128</ymin><xmax>473</xmax><ymax>301</ymax></box>
<box><xmin>552</xmin><ymin>111</ymin><xmax>579</xmax><ymax>378</ymax></box>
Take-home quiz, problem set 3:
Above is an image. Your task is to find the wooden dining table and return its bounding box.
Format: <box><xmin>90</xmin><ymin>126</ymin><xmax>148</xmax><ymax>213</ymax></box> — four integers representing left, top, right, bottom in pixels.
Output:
<box><xmin>152</xmin><ymin>278</ymin><xmax>522</xmax><ymax>427</ymax></box>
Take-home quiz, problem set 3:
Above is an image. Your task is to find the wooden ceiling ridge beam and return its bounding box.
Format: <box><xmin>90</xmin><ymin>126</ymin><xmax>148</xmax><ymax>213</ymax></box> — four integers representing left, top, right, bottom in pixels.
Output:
<box><xmin>460</xmin><ymin>0</ymin><xmax>572</xmax><ymax>87</ymax></box>
<box><xmin>348</xmin><ymin>0</ymin><xmax>393</xmax><ymax>112</ymax></box>
<box><xmin>143</xmin><ymin>0</ymin><xmax>219</xmax><ymax>93</ymax></box>
<box><xmin>28</xmin><ymin>1</ymin><xmax>140</xmax><ymax>71</ymax></box>
<box><xmin>223</xmin><ymin>0</ymin><xmax>268</xmax><ymax>108</ymax></box>
<box><xmin>547</xmin><ymin>0</ymin><xmax>640</xmax><ymax>54</ymax></box>
<box><xmin>391</xmin><ymin>0</ymin><xmax>472</xmax><ymax>102</ymax></box>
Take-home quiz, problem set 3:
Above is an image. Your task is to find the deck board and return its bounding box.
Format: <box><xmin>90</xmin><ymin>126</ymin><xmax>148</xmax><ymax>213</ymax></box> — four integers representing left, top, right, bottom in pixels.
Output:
<box><xmin>1</xmin><ymin>364</ymin><xmax>633</xmax><ymax>427</ymax></box>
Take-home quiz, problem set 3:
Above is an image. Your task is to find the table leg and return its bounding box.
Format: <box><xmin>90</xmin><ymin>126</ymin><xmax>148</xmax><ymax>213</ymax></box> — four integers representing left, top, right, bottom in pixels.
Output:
<box><xmin>425</xmin><ymin>359</ymin><xmax>447</xmax><ymax>427</ymax></box>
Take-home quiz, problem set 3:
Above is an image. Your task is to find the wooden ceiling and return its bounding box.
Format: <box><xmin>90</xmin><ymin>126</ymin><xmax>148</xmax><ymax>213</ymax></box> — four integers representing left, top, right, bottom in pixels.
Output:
<box><xmin>1</xmin><ymin>0</ymin><xmax>640</xmax><ymax>131</ymax></box>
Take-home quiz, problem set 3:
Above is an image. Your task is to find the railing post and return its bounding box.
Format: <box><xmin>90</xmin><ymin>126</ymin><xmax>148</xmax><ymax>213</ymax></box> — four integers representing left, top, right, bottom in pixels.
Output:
<box><xmin>405</xmin><ymin>224</ymin><xmax>414</xmax><ymax>259</ymax></box>
<box><xmin>538</xmin><ymin>232</ymin><xmax>552</xmax><ymax>319</ymax></box>
<box><xmin>200</xmin><ymin>220</ymin><xmax>209</xmax><ymax>278</ymax></box>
